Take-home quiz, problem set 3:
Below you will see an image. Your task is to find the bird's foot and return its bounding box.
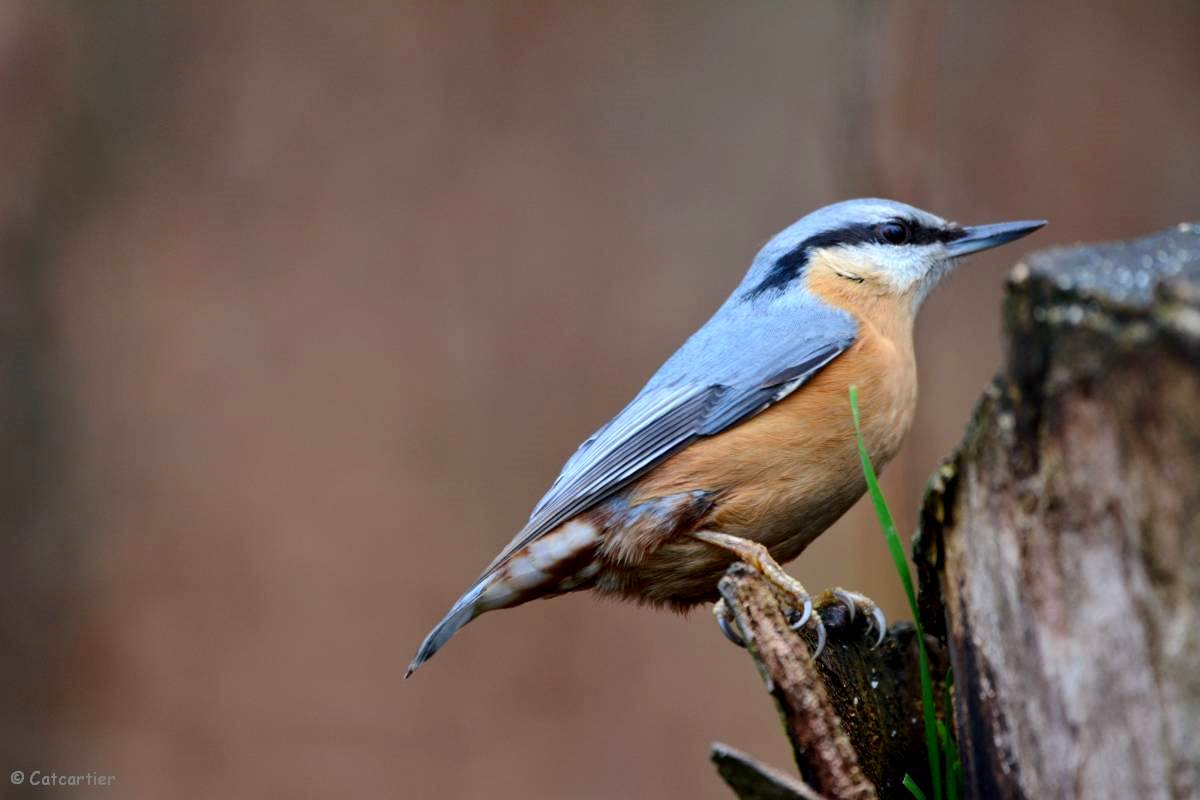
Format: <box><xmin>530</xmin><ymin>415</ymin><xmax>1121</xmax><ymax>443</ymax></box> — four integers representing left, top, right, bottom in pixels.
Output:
<box><xmin>785</xmin><ymin>603</ymin><xmax>827</xmax><ymax>659</ymax></box>
<box><xmin>813</xmin><ymin>587</ymin><xmax>887</xmax><ymax>648</ymax></box>
<box><xmin>711</xmin><ymin>582</ymin><xmax>886</xmax><ymax>658</ymax></box>
<box><xmin>711</xmin><ymin>594</ymin><xmax>827</xmax><ymax>657</ymax></box>
<box><xmin>713</xmin><ymin>598</ymin><xmax>745</xmax><ymax>647</ymax></box>
<box><xmin>694</xmin><ymin>530</ymin><xmax>825</xmax><ymax>656</ymax></box>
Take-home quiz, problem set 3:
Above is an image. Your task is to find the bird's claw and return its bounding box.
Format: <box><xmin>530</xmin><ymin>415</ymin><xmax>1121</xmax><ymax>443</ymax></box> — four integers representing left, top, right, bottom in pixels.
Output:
<box><xmin>826</xmin><ymin>587</ymin><xmax>887</xmax><ymax>648</ymax></box>
<box><xmin>713</xmin><ymin>598</ymin><xmax>746</xmax><ymax>648</ymax></box>
<box><xmin>869</xmin><ymin>605</ymin><xmax>887</xmax><ymax>648</ymax></box>
<box><xmin>785</xmin><ymin>601</ymin><xmax>826</xmax><ymax>659</ymax></box>
<box><xmin>833</xmin><ymin>588</ymin><xmax>858</xmax><ymax>622</ymax></box>
<box><xmin>811</xmin><ymin>612</ymin><xmax>827</xmax><ymax>658</ymax></box>
<box><xmin>713</xmin><ymin>595</ymin><xmax>827</xmax><ymax>658</ymax></box>
<box><xmin>786</xmin><ymin>595</ymin><xmax>813</xmax><ymax>630</ymax></box>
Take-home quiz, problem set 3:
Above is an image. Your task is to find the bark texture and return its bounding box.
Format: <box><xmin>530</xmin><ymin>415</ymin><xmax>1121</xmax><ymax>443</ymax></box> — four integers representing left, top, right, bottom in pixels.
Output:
<box><xmin>714</xmin><ymin>565</ymin><xmax>947</xmax><ymax>799</ymax></box>
<box><xmin>915</xmin><ymin>224</ymin><xmax>1200</xmax><ymax>799</ymax></box>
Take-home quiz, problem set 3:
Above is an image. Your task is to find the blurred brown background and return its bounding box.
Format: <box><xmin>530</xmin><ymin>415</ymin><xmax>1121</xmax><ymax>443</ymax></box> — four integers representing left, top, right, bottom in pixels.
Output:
<box><xmin>1</xmin><ymin>2</ymin><xmax>1197</xmax><ymax>798</ymax></box>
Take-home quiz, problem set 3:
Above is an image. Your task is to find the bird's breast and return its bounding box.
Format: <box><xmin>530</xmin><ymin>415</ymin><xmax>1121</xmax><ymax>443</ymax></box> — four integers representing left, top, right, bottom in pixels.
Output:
<box><xmin>597</xmin><ymin>277</ymin><xmax>920</xmax><ymax>605</ymax></box>
<box><xmin>631</xmin><ymin>299</ymin><xmax>917</xmax><ymax>557</ymax></box>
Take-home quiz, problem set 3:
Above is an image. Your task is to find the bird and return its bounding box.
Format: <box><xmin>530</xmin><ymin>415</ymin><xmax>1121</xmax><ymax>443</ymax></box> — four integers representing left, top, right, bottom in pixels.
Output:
<box><xmin>407</xmin><ymin>198</ymin><xmax>1044</xmax><ymax>677</ymax></box>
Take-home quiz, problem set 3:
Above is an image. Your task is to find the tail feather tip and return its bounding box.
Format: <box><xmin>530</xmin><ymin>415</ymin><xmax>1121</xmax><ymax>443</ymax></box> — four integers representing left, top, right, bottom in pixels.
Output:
<box><xmin>404</xmin><ymin>585</ymin><xmax>485</xmax><ymax>680</ymax></box>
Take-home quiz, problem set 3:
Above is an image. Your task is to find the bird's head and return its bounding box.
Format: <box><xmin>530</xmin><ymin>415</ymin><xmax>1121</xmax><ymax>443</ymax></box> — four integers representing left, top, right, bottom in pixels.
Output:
<box><xmin>742</xmin><ymin>198</ymin><xmax>1045</xmax><ymax>313</ymax></box>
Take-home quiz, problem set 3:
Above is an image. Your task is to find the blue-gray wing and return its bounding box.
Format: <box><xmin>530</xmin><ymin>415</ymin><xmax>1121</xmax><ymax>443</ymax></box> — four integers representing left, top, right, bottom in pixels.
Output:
<box><xmin>482</xmin><ymin>299</ymin><xmax>858</xmax><ymax>573</ymax></box>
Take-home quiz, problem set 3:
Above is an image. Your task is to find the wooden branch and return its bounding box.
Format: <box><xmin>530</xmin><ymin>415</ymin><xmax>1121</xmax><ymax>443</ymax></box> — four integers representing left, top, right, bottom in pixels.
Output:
<box><xmin>718</xmin><ymin>564</ymin><xmax>876</xmax><ymax>800</ymax></box>
<box><xmin>914</xmin><ymin>224</ymin><xmax>1200</xmax><ymax>798</ymax></box>
<box><xmin>711</xmin><ymin>743</ymin><xmax>830</xmax><ymax>800</ymax></box>
<box><xmin>716</xmin><ymin>564</ymin><xmax>948</xmax><ymax>799</ymax></box>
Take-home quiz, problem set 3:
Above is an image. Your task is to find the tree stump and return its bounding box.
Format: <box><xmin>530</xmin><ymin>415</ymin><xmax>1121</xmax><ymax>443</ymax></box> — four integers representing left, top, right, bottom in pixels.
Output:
<box><xmin>916</xmin><ymin>223</ymin><xmax>1200</xmax><ymax>799</ymax></box>
<box><xmin>715</xmin><ymin>224</ymin><xmax>1200</xmax><ymax>800</ymax></box>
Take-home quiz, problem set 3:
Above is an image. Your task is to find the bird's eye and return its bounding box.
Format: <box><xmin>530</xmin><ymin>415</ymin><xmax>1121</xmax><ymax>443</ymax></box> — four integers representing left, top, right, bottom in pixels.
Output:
<box><xmin>877</xmin><ymin>221</ymin><xmax>910</xmax><ymax>245</ymax></box>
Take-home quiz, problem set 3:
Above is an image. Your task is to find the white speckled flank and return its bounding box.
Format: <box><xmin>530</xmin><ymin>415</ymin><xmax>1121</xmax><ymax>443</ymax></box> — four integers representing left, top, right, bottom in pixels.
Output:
<box><xmin>478</xmin><ymin>519</ymin><xmax>601</xmax><ymax>610</ymax></box>
<box><xmin>528</xmin><ymin>520</ymin><xmax>598</xmax><ymax>570</ymax></box>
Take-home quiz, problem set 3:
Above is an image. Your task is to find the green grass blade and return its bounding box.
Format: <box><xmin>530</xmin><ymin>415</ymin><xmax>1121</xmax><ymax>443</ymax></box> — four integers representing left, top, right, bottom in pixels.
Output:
<box><xmin>937</xmin><ymin>720</ymin><xmax>956</xmax><ymax>800</ymax></box>
<box><xmin>903</xmin><ymin>775</ymin><xmax>930</xmax><ymax>800</ymax></box>
<box><xmin>945</xmin><ymin>668</ymin><xmax>960</xmax><ymax>800</ymax></box>
<box><xmin>848</xmin><ymin>386</ymin><xmax>916</xmax><ymax>611</ymax></box>
<box><xmin>850</xmin><ymin>386</ymin><xmax>942</xmax><ymax>800</ymax></box>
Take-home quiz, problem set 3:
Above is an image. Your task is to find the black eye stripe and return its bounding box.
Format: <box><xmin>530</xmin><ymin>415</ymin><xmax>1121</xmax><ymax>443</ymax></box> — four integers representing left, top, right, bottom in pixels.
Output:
<box><xmin>898</xmin><ymin>220</ymin><xmax>967</xmax><ymax>246</ymax></box>
<box><xmin>744</xmin><ymin>219</ymin><xmax>967</xmax><ymax>298</ymax></box>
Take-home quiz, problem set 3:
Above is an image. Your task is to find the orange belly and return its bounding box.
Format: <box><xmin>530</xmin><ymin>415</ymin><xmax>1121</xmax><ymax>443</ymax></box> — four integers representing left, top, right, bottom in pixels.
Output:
<box><xmin>595</xmin><ymin>285</ymin><xmax>919</xmax><ymax>605</ymax></box>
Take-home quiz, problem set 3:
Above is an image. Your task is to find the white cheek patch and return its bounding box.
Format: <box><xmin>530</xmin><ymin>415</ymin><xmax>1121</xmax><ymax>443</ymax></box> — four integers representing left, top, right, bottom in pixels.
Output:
<box><xmin>834</xmin><ymin>242</ymin><xmax>945</xmax><ymax>294</ymax></box>
<box><xmin>911</xmin><ymin>257</ymin><xmax>956</xmax><ymax>309</ymax></box>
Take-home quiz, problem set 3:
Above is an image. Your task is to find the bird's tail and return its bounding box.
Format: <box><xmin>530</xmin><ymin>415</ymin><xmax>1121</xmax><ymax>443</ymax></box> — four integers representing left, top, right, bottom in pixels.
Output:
<box><xmin>406</xmin><ymin>561</ymin><xmax>541</xmax><ymax>678</ymax></box>
<box><xmin>406</xmin><ymin>578</ymin><xmax>491</xmax><ymax>679</ymax></box>
<box><xmin>406</xmin><ymin>519</ymin><xmax>601</xmax><ymax>678</ymax></box>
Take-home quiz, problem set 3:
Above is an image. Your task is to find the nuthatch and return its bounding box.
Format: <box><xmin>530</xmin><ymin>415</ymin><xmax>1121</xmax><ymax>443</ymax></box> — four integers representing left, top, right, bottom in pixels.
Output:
<box><xmin>407</xmin><ymin>198</ymin><xmax>1044</xmax><ymax>677</ymax></box>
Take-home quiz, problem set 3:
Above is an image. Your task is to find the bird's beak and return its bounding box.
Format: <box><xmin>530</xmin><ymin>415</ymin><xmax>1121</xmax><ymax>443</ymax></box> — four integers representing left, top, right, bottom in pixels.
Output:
<box><xmin>947</xmin><ymin>219</ymin><xmax>1047</xmax><ymax>258</ymax></box>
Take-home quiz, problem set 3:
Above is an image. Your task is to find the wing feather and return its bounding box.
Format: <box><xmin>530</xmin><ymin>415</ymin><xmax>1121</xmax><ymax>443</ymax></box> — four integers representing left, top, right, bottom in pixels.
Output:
<box><xmin>482</xmin><ymin>293</ymin><xmax>857</xmax><ymax>576</ymax></box>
